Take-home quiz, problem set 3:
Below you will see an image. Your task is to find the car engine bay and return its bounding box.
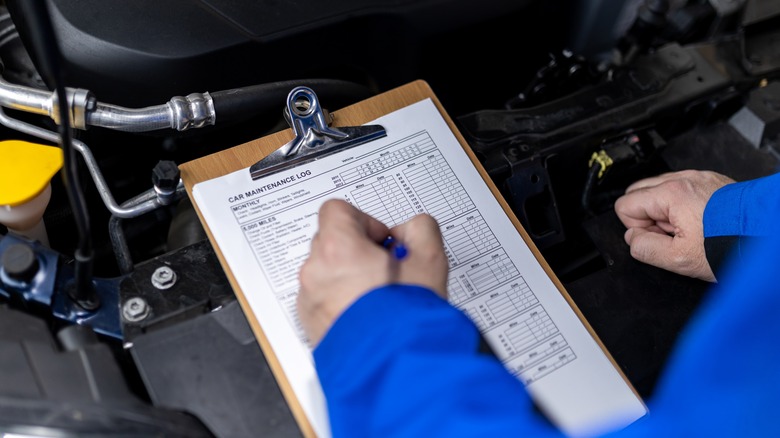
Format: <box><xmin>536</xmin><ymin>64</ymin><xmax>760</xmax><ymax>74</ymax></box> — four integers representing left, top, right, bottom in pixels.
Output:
<box><xmin>0</xmin><ymin>0</ymin><xmax>779</xmax><ymax>436</ymax></box>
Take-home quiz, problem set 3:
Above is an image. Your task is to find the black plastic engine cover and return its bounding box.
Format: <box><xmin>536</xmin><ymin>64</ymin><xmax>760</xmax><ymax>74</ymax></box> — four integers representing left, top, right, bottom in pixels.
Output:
<box><xmin>7</xmin><ymin>0</ymin><xmax>536</xmax><ymax>107</ymax></box>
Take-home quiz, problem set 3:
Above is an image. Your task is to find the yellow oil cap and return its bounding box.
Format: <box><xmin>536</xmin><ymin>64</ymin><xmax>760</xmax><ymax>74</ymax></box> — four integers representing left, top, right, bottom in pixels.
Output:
<box><xmin>0</xmin><ymin>140</ymin><xmax>63</xmax><ymax>207</ymax></box>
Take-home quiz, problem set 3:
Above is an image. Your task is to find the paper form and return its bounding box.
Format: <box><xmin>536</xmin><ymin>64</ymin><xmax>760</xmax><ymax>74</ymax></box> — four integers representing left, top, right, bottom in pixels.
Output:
<box><xmin>193</xmin><ymin>98</ymin><xmax>647</xmax><ymax>438</ymax></box>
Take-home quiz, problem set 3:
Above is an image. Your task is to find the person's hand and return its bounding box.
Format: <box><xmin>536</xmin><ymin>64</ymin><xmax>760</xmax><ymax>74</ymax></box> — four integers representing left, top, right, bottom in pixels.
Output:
<box><xmin>614</xmin><ymin>170</ymin><xmax>735</xmax><ymax>282</ymax></box>
<box><xmin>297</xmin><ymin>199</ymin><xmax>448</xmax><ymax>346</ymax></box>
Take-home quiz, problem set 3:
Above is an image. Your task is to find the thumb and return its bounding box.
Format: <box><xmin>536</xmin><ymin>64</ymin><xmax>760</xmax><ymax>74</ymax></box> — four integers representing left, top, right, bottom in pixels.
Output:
<box><xmin>625</xmin><ymin>227</ymin><xmax>676</xmax><ymax>272</ymax></box>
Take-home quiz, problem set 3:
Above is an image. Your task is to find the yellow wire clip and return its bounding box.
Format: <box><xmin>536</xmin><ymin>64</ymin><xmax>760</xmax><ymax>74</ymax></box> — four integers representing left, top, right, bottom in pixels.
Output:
<box><xmin>588</xmin><ymin>150</ymin><xmax>613</xmax><ymax>179</ymax></box>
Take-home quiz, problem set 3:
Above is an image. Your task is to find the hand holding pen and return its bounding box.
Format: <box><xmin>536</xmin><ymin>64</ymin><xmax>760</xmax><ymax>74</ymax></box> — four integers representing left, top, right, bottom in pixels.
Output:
<box><xmin>383</xmin><ymin>236</ymin><xmax>408</xmax><ymax>260</ymax></box>
<box><xmin>297</xmin><ymin>199</ymin><xmax>448</xmax><ymax>346</ymax></box>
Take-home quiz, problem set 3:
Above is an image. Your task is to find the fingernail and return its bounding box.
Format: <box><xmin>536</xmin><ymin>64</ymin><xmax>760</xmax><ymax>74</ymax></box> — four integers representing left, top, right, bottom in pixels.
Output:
<box><xmin>624</xmin><ymin>228</ymin><xmax>634</xmax><ymax>243</ymax></box>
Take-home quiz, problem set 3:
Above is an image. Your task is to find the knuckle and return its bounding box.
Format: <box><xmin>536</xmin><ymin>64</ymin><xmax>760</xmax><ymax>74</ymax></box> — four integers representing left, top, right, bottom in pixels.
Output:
<box><xmin>665</xmin><ymin>179</ymin><xmax>695</xmax><ymax>198</ymax></box>
<box><xmin>407</xmin><ymin>213</ymin><xmax>433</xmax><ymax>230</ymax></box>
<box><xmin>299</xmin><ymin>259</ymin><xmax>311</xmax><ymax>278</ymax></box>
<box><xmin>319</xmin><ymin>199</ymin><xmax>349</xmax><ymax>218</ymax></box>
<box><xmin>416</xmin><ymin>213</ymin><xmax>439</xmax><ymax>227</ymax></box>
<box><xmin>409</xmin><ymin>214</ymin><xmax>443</xmax><ymax>240</ymax></box>
<box><xmin>664</xmin><ymin>179</ymin><xmax>685</xmax><ymax>192</ymax></box>
<box><xmin>678</xmin><ymin>169</ymin><xmax>697</xmax><ymax>179</ymax></box>
<box><xmin>298</xmin><ymin>260</ymin><xmax>315</xmax><ymax>286</ymax></box>
<box><xmin>319</xmin><ymin>199</ymin><xmax>352</xmax><ymax>222</ymax></box>
<box><xmin>614</xmin><ymin>196</ymin><xmax>628</xmax><ymax>214</ymax></box>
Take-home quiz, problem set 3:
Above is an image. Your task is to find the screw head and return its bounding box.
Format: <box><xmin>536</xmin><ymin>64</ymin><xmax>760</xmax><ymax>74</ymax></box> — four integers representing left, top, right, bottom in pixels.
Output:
<box><xmin>122</xmin><ymin>297</ymin><xmax>149</xmax><ymax>322</ymax></box>
<box><xmin>151</xmin><ymin>266</ymin><xmax>177</xmax><ymax>290</ymax></box>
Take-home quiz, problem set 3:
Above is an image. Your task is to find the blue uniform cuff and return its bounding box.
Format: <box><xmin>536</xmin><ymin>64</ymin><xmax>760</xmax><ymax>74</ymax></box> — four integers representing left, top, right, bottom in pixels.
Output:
<box><xmin>704</xmin><ymin>173</ymin><xmax>780</xmax><ymax>238</ymax></box>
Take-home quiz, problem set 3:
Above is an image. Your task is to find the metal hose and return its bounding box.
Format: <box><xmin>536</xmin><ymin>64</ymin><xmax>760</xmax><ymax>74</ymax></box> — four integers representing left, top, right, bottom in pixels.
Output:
<box><xmin>0</xmin><ymin>75</ymin><xmax>371</xmax><ymax>132</ymax></box>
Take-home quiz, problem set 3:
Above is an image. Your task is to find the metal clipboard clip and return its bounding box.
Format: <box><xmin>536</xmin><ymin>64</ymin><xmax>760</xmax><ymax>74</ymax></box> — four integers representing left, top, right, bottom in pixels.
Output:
<box><xmin>249</xmin><ymin>86</ymin><xmax>387</xmax><ymax>180</ymax></box>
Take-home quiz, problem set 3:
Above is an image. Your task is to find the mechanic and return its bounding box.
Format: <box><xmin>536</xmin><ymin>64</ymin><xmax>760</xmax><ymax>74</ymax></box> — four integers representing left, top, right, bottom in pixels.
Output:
<box><xmin>296</xmin><ymin>169</ymin><xmax>780</xmax><ymax>437</ymax></box>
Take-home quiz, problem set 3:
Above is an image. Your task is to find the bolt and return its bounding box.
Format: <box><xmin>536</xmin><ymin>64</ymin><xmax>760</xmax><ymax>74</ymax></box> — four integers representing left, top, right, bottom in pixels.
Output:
<box><xmin>122</xmin><ymin>297</ymin><xmax>149</xmax><ymax>322</ymax></box>
<box><xmin>151</xmin><ymin>266</ymin><xmax>177</xmax><ymax>290</ymax></box>
<box><xmin>152</xmin><ymin>160</ymin><xmax>181</xmax><ymax>192</ymax></box>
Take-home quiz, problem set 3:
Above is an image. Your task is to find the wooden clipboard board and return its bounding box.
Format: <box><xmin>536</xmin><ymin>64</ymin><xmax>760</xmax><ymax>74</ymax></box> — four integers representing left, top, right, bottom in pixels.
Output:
<box><xmin>180</xmin><ymin>79</ymin><xmax>641</xmax><ymax>437</ymax></box>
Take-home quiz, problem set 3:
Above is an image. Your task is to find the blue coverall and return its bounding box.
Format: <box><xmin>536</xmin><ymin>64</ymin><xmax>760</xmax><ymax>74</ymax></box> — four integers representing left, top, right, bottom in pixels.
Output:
<box><xmin>314</xmin><ymin>172</ymin><xmax>780</xmax><ymax>437</ymax></box>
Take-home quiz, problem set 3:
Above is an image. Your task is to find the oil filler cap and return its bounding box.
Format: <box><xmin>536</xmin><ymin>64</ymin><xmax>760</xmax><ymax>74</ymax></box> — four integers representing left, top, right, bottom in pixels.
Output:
<box><xmin>0</xmin><ymin>140</ymin><xmax>63</xmax><ymax>207</ymax></box>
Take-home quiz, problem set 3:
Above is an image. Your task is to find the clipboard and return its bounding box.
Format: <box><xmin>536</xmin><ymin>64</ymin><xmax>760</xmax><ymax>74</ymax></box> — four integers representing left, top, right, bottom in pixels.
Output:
<box><xmin>180</xmin><ymin>80</ymin><xmax>645</xmax><ymax>437</ymax></box>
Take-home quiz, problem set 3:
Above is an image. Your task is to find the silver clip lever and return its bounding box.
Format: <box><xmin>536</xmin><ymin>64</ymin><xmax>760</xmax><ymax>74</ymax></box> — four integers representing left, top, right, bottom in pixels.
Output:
<box><xmin>249</xmin><ymin>86</ymin><xmax>386</xmax><ymax>180</ymax></box>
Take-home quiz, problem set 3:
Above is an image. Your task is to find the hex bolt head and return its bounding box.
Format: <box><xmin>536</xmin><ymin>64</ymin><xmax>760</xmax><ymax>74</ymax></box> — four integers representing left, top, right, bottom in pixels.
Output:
<box><xmin>151</xmin><ymin>160</ymin><xmax>180</xmax><ymax>192</ymax></box>
<box><xmin>122</xmin><ymin>297</ymin><xmax>150</xmax><ymax>322</ymax></box>
<box><xmin>151</xmin><ymin>266</ymin><xmax>177</xmax><ymax>290</ymax></box>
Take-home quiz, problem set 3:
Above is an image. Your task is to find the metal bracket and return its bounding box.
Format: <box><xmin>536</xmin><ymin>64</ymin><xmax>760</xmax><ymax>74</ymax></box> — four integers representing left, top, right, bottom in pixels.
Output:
<box><xmin>249</xmin><ymin>86</ymin><xmax>386</xmax><ymax>180</ymax></box>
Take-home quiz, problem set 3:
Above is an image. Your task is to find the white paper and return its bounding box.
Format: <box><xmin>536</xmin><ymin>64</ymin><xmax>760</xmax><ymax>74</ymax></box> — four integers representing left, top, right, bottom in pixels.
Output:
<box><xmin>193</xmin><ymin>98</ymin><xmax>648</xmax><ymax>437</ymax></box>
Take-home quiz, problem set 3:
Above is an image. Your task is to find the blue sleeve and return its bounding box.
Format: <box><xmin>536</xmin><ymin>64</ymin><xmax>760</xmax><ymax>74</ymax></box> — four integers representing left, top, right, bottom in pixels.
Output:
<box><xmin>702</xmin><ymin>172</ymin><xmax>780</xmax><ymax>274</ymax></box>
<box><xmin>313</xmin><ymin>284</ymin><xmax>563</xmax><ymax>438</ymax></box>
<box><xmin>703</xmin><ymin>171</ymin><xmax>780</xmax><ymax>238</ymax></box>
<box><xmin>619</xmin><ymin>196</ymin><xmax>780</xmax><ymax>437</ymax></box>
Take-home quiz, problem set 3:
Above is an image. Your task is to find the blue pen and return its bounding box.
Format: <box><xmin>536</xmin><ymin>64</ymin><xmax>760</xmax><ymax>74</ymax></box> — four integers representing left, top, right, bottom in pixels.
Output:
<box><xmin>382</xmin><ymin>236</ymin><xmax>408</xmax><ymax>260</ymax></box>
